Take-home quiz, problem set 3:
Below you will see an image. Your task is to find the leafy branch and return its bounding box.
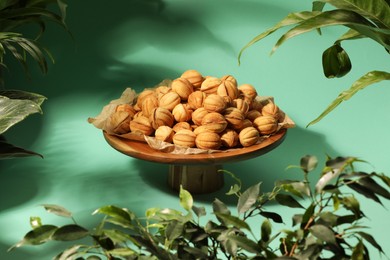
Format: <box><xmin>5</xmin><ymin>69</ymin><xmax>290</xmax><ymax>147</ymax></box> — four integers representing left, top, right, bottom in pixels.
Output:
<box><xmin>0</xmin><ymin>0</ymin><xmax>69</xmax><ymax>159</ymax></box>
<box><xmin>238</xmin><ymin>0</ymin><xmax>390</xmax><ymax>126</ymax></box>
<box><xmin>9</xmin><ymin>155</ymin><xmax>390</xmax><ymax>259</ymax></box>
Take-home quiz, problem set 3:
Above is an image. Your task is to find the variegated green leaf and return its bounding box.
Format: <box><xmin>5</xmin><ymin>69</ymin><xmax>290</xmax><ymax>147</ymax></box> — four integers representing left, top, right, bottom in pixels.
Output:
<box><xmin>0</xmin><ymin>95</ymin><xmax>43</xmax><ymax>134</ymax></box>
<box><xmin>318</xmin><ymin>0</ymin><xmax>390</xmax><ymax>28</ymax></box>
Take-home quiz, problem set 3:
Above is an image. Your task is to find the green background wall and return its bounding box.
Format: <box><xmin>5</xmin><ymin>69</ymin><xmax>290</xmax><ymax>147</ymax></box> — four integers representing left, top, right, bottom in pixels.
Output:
<box><xmin>1</xmin><ymin>0</ymin><xmax>389</xmax><ymax>259</ymax></box>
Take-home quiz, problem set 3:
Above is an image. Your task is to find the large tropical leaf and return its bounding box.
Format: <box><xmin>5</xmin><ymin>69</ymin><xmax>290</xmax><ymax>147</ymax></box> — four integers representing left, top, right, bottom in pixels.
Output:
<box><xmin>238</xmin><ymin>11</ymin><xmax>320</xmax><ymax>64</ymax></box>
<box><xmin>0</xmin><ymin>135</ymin><xmax>43</xmax><ymax>158</ymax></box>
<box><xmin>0</xmin><ymin>96</ymin><xmax>43</xmax><ymax>134</ymax></box>
<box><xmin>271</xmin><ymin>9</ymin><xmax>390</xmax><ymax>55</ymax></box>
<box><xmin>318</xmin><ymin>0</ymin><xmax>390</xmax><ymax>28</ymax></box>
<box><xmin>308</xmin><ymin>71</ymin><xmax>390</xmax><ymax>126</ymax></box>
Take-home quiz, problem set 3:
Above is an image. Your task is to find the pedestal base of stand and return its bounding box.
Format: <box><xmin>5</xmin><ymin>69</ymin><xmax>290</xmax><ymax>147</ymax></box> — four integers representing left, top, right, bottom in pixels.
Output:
<box><xmin>168</xmin><ymin>164</ymin><xmax>224</xmax><ymax>194</ymax></box>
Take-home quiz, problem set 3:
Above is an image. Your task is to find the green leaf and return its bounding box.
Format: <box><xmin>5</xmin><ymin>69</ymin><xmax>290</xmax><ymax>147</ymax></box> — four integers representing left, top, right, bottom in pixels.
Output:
<box><xmin>41</xmin><ymin>204</ymin><xmax>72</xmax><ymax>218</ymax></box>
<box><xmin>357</xmin><ymin>231</ymin><xmax>385</xmax><ymax>254</ymax></box>
<box><xmin>0</xmin><ymin>90</ymin><xmax>46</xmax><ymax>106</ymax></box>
<box><xmin>308</xmin><ymin>71</ymin><xmax>390</xmax><ymax>126</ymax></box>
<box><xmin>0</xmin><ymin>95</ymin><xmax>43</xmax><ymax>134</ymax></box>
<box><xmin>261</xmin><ymin>219</ymin><xmax>272</xmax><ymax>242</ymax></box>
<box><xmin>192</xmin><ymin>205</ymin><xmax>206</xmax><ymax>218</ymax></box>
<box><xmin>237</xmin><ymin>182</ymin><xmax>261</xmax><ymax>214</ymax></box>
<box><xmin>271</xmin><ymin>9</ymin><xmax>390</xmax><ymax>55</ymax></box>
<box><xmin>322</xmin><ymin>44</ymin><xmax>352</xmax><ymax>78</ymax></box>
<box><xmin>52</xmin><ymin>224</ymin><xmax>89</xmax><ymax>241</ymax></box>
<box><xmin>318</xmin><ymin>0</ymin><xmax>390</xmax><ymax>28</ymax></box>
<box><xmin>8</xmin><ymin>224</ymin><xmax>57</xmax><ymax>250</ymax></box>
<box><xmin>336</xmin><ymin>214</ymin><xmax>360</xmax><ymax>226</ymax></box>
<box><xmin>341</xmin><ymin>196</ymin><xmax>361</xmax><ymax>217</ymax></box>
<box><xmin>238</xmin><ymin>11</ymin><xmax>320</xmax><ymax>64</ymax></box>
<box><xmin>54</xmin><ymin>245</ymin><xmax>82</xmax><ymax>260</ymax></box>
<box><xmin>309</xmin><ymin>224</ymin><xmax>336</xmax><ymax>244</ymax></box>
<box><xmin>107</xmin><ymin>248</ymin><xmax>136</xmax><ymax>257</ymax></box>
<box><xmin>212</xmin><ymin>198</ymin><xmax>231</xmax><ymax>225</ymax></box>
<box><xmin>300</xmin><ymin>155</ymin><xmax>318</xmax><ymax>173</ymax></box>
<box><xmin>335</xmin><ymin>28</ymin><xmax>366</xmax><ymax>44</ymax></box>
<box><xmin>319</xmin><ymin>211</ymin><xmax>339</xmax><ymax>227</ymax></box>
<box><xmin>344</xmin><ymin>179</ymin><xmax>383</xmax><ymax>205</ymax></box>
<box><xmin>103</xmin><ymin>229</ymin><xmax>131</xmax><ymax>245</ymax></box>
<box><xmin>358</xmin><ymin>174</ymin><xmax>390</xmax><ymax>200</ymax></box>
<box><xmin>260</xmin><ymin>211</ymin><xmax>283</xmax><ymax>223</ymax></box>
<box><xmin>93</xmin><ymin>205</ymin><xmax>133</xmax><ymax>227</ymax></box>
<box><xmin>275</xmin><ymin>194</ymin><xmax>304</xmax><ymax>208</ymax></box>
<box><xmin>0</xmin><ymin>136</ymin><xmax>43</xmax><ymax>158</ymax></box>
<box><xmin>277</xmin><ymin>180</ymin><xmax>311</xmax><ymax>198</ymax></box>
<box><xmin>214</xmin><ymin>213</ymin><xmax>251</xmax><ymax>231</ymax></box>
<box><xmin>179</xmin><ymin>186</ymin><xmax>193</xmax><ymax>211</ymax></box>
<box><xmin>29</xmin><ymin>216</ymin><xmax>42</xmax><ymax>229</ymax></box>
<box><xmin>301</xmin><ymin>203</ymin><xmax>316</xmax><ymax>229</ymax></box>
<box><xmin>165</xmin><ymin>219</ymin><xmax>184</xmax><ymax>242</ymax></box>
<box><xmin>226</xmin><ymin>235</ymin><xmax>262</xmax><ymax>254</ymax></box>
<box><xmin>352</xmin><ymin>239</ymin><xmax>365</xmax><ymax>260</ymax></box>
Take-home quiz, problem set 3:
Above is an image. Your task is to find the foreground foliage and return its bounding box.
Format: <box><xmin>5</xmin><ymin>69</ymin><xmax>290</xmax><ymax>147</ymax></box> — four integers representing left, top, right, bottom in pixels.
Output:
<box><xmin>0</xmin><ymin>0</ymin><xmax>68</xmax><ymax>158</ymax></box>
<box><xmin>10</xmin><ymin>155</ymin><xmax>390</xmax><ymax>259</ymax></box>
<box><xmin>238</xmin><ymin>0</ymin><xmax>390</xmax><ymax>126</ymax></box>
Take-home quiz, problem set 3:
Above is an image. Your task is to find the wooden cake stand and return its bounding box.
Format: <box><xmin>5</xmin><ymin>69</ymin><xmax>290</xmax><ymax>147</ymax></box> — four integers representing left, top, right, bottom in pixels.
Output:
<box><xmin>103</xmin><ymin>128</ymin><xmax>287</xmax><ymax>194</ymax></box>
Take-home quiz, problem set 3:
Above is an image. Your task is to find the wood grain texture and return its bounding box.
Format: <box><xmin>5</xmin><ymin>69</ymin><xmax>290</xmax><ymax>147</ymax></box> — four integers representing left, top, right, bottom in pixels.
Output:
<box><xmin>103</xmin><ymin>128</ymin><xmax>287</xmax><ymax>165</ymax></box>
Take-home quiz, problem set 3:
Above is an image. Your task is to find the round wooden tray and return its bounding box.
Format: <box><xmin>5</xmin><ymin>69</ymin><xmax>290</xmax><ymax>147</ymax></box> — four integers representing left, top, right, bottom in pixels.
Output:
<box><xmin>103</xmin><ymin>128</ymin><xmax>287</xmax><ymax>194</ymax></box>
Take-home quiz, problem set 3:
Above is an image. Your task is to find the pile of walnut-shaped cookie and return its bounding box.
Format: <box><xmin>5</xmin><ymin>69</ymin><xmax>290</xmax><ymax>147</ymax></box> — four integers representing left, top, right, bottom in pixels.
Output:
<box><xmin>108</xmin><ymin>69</ymin><xmax>285</xmax><ymax>150</ymax></box>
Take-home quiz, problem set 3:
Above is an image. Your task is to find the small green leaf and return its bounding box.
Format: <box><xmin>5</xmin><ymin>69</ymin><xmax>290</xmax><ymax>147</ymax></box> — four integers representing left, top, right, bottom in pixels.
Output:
<box><xmin>261</xmin><ymin>219</ymin><xmax>272</xmax><ymax>242</ymax></box>
<box><xmin>292</xmin><ymin>214</ymin><xmax>303</xmax><ymax>226</ymax></box>
<box><xmin>300</xmin><ymin>155</ymin><xmax>318</xmax><ymax>173</ymax></box>
<box><xmin>275</xmin><ymin>194</ymin><xmax>304</xmax><ymax>208</ymax></box>
<box><xmin>54</xmin><ymin>245</ymin><xmax>82</xmax><ymax>260</ymax></box>
<box><xmin>344</xmin><ymin>179</ymin><xmax>383</xmax><ymax>205</ymax></box>
<box><xmin>192</xmin><ymin>205</ymin><xmax>206</xmax><ymax>218</ymax></box>
<box><xmin>341</xmin><ymin>196</ymin><xmax>361</xmax><ymax>217</ymax></box>
<box><xmin>214</xmin><ymin>213</ymin><xmax>251</xmax><ymax>231</ymax></box>
<box><xmin>226</xmin><ymin>184</ymin><xmax>241</xmax><ymax>195</ymax></box>
<box><xmin>278</xmin><ymin>180</ymin><xmax>311</xmax><ymax>198</ymax></box>
<box><xmin>260</xmin><ymin>211</ymin><xmax>283</xmax><ymax>223</ymax></box>
<box><xmin>336</xmin><ymin>214</ymin><xmax>359</xmax><ymax>226</ymax></box>
<box><xmin>213</xmin><ymin>198</ymin><xmax>231</xmax><ymax>225</ymax></box>
<box><xmin>93</xmin><ymin>205</ymin><xmax>133</xmax><ymax>226</ymax></box>
<box><xmin>41</xmin><ymin>204</ymin><xmax>72</xmax><ymax>218</ymax></box>
<box><xmin>179</xmin><ymin>186</ymin><xmax>193</xmax><ymax>211</ymax></box>
<box><xmin>237</xmin><ymin>182</ymin><xmax>261</xmax><ymax>214</ymax></box>
<box><xmin>358</xmin><ymin>174</ymin><xmax>390</xmax><ymax>200</ymax></box>
<box><xmin>322</xmin><ymin>44</ymin><xmax>352</xmax><ymax>78</ymax></box>
<box><xmin>165</xmin><ymin>219</ymin><xmax>184</xmax><ymax>242</ymax></box>
<box><xmin>8</xmin><ymin>224</ymin><xmax>58</xmax><ymax>251</ymax></box>
<box><xmin>309</xmin><ymin>224</ymin><xmax>336</xmax><ymax>244</ymax></box>
<box><xmin>357</xmin><ymin>231</ymin><xmax>384</xmax><ymax>254</ymax></box>
<box><xmin>352</xmin><ymin>239</ymin><xmax>365</xmax><ymax>260</ymax></box>
<box><xmin>29</xmin><ymin>216</ymin><xmax>42</xmax><ymax>229</ymax></box>
<box><xmin>301</xmin><ymin>203</ymin><xmax>316</xmax><ymax>229</ymax></box>
<box><xmin>226</xmin><ymin>235</ymin><xmax>262</xmax><ymax>254</ymax></box>
<box><xmin>103</xmin><ymin>229</ymin><xmax>131</xmax><ymax>244</ymax></box>
<box><xmin>107</xmin><ymin>248</ymin><xmax>136</xmax><ymax>257</ymax></box>
<box><xmin>319</xmin><ymin>211</ymin><xmax>339</xmax><ymax>227</ymax></box>
<box><xmin>52</xmin><ymin>224</ymin><xmax>89</xmax><ymax>241</ymax></box>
